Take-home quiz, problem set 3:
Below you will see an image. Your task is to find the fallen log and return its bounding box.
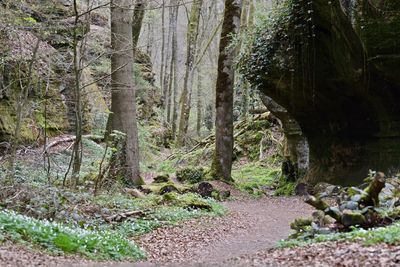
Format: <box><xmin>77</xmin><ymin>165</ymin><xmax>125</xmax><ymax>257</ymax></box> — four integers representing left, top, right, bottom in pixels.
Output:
<box><xmin>360</xmin><ymin>172</ymin><xmax>385</xmax><ymax>206</ymax></box>
<box><xmin>43</xmin><ymin>134</ymin><xmax>104</xmax><ymax>153</ymax></box>
<box><xmin>104</xmin><ymin>210</ymin><xmax>148</xmax><ymax>223</ymax></box>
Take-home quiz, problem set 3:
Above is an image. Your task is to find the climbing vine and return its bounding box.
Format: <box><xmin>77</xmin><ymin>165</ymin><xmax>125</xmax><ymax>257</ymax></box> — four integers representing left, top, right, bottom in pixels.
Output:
<box><xmin>238</xmin><ymin>0</ymin><xmax>316</xmax><ymax>94</ymax></box>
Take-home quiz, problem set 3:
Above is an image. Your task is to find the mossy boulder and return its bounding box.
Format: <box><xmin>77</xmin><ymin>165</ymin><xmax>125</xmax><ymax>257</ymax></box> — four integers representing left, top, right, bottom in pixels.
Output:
<box><xmin>160</xmin><ymin>192</ymin><xmax>212</xmax><ymax>211</ymax></box>
<box><xmin>152</xmin><ymin>174</ymin><xmax>171</xmax><ymax>184</ymax></box>
<box><xmin>176</xmin><ymin>168</ymin><xmax>205</xmax><ymax>184</ymax></box>
<box><xmin>139</xmin><ymin>182</ymin><xmax>190</xmax><ymax>195</ymax></box>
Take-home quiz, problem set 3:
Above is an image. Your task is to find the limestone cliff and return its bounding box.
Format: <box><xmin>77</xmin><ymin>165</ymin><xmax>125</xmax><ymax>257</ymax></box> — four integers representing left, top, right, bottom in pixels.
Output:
<box><xmin>243</xmin><ymin>0</ymin><xmax>400</xmax><ymax>184</ymax></box>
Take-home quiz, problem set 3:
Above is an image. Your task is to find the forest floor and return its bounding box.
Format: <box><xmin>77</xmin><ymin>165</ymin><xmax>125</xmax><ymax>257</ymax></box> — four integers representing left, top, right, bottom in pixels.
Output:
<box><xmin>2</xmin><ymin>137</ymin><xmax>400</xmax><ymax>266</ymax></box>
<box><xmin>2</xmin><ymin>192</ymin><xmax>400</xmax><ymax>266</ymax></box>
<box><xmin>0</xmin><ymin>193</ymin><xmax>311</xmax><ymax>267</ymax></box>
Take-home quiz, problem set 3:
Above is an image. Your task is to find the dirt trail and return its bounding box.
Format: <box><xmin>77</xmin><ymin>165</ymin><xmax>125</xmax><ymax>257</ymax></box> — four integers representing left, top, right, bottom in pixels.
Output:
<box><xmin>0</xmin><ymin>196</ymin><xmax>312</xmax><ymax>267</ymax></box>
<box><xmin>134</xmin><ymin>196</ymin><xmax>313</xmax><ymax>266</ymax></box>
<box><xmin>197</xmin><ymin>197</ymin><xmax>312</xmax><ymax>263</ymax></box>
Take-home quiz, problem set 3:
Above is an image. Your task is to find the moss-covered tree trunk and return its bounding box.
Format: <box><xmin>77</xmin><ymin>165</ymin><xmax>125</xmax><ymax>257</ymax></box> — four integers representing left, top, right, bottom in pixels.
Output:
<box><xmin>170</xmin><ymin>0</ymin><xmax>179</xmax><ymax>137</ymax></box>
<box><xmin>211</xmin><ymin>0</ymin><xmax>242</xmax><ymax>182</ymax></box>
<box><xmin>176</xmin><ymin>0</ymin><xmax>203</xmax><ymax>147</ymax></box>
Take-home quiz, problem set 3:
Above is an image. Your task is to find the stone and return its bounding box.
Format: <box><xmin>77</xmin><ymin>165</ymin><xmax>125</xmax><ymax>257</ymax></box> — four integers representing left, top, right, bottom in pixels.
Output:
<box><xmin>123</xmin><ymin>188</ymin><xmax>145</xmax><ymax>198</ymax></box>
<box><xmin>244</xmin><ymin>0</ymin><xmax>400</xmax><ymax>185</ymax></box>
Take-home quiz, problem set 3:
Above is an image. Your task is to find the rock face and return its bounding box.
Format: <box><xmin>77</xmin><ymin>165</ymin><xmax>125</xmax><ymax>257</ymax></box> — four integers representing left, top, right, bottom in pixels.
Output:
<box><xmin>259</xmin><ymin>94</ymin><xmax>309</xmax><ymax>179</ymax></box>
<box><xmin>243</xmin><ymin>0</ymin><xmax>400</xmax><ymax>185</ymax></box>
<box><xmin>0</xmin><ymin>0</ymin><xmax>160</xmax><ymax>145</ymax></box>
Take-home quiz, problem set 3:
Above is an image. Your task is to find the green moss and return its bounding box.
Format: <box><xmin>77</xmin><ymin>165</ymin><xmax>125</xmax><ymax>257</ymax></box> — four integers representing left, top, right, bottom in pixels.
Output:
<box><xmin>0</xmin><ymin>63</ymin><xmax>68</xmax><ymax>143</ymax></box>
<box><xmin>176</xmin><ymin>167</ymin><xmax>205</xmax><ymax>184</ymax></box>
<box><xmin>233</xmin><ymin>162</ymin><xmax>280</xmax><ymax>196</ymax></box>
<box><xmin>355</xmin><ymin>1</ymin><xmax>400</xmax><ymax>56</ymax></box>
<box><xmin>275</xmin><ymin>181</ymin><xmax>295</xmax><ymax>196</ymax></box>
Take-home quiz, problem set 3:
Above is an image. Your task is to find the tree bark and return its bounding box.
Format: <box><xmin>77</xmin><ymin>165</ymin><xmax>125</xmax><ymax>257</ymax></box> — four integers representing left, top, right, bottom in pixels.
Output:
<box><xmin>162</xmin><ymin>1</ymin><xmax>173</xmax><ymax>112</ymax></box>
<box><xmin>159</xmin><ymin>0</ymin><xmax>166</xmax><ymax>102</ymax></box>
<box><xmin>196</xmin><ymin>70</ymin><xmax>202</xmax><ymax>137</ymax></box>
<box><xmin>170</xmin><ymin>0</ymin><xmax>179</xmax><ymax>138</ymax></box>
<box><xmin>132</xmin><ymin>0</ymin><xmax>146</xmax><ymax>48</ymax></box>
<box><xmin>176</xmin><ymin>0</ymin><xmax>203</xmax><ymax>147</ymax></box>
<box><xmin>108</xmin><ymin>0</ymin><xmax>142</xmax><ymax>185</ymax></box>
<box><xmin>210</xmin><ymin>0</ymin><xmax>242</xmax><ymax>182</ymax></box>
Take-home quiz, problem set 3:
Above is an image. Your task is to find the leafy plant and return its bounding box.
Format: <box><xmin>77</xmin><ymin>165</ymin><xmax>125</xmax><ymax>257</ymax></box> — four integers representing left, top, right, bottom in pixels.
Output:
<box><xmin>0</xmin><ymin>210</ymin><xmax>145</xmax><ymax>260</ymax></box>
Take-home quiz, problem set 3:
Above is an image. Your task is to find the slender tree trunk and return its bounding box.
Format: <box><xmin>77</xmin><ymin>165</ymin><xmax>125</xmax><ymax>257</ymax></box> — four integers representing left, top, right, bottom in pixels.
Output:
<box><xmin>166</xmin><ymin>70</ymin><xmax>173</xmax><ymax>123</ymax></box>
<box><xmin>211</xmin><ymin>0</ymin><xmax>242</xmax><ymax>182</ymax></box>
<box><xmin>108</xmin><ymin>0</ymin><xmax>142</xmax><ymax>185</ymax></box>
<box><xmin>146</xmin><ymin>19</ymin><xmax>153</xmax><ymax>58</ymax></box>
<box><xmin>6</xmin><ymin>40</ymin><xmax>40</xmax><ymax>183</ymax></box>
<box><xmin>248</xmin><ymin>0</ymin><xmax>255</xmax><ymax>25</ymax></box>
<box><xmin>176</xmin><ymin>0</ymin><xmax>203</xmax><ymax>147</ymax></box>
<box><xmin>132</xmin><ymin>0</ymin><xmax>146</xmax><ymax>48</ymax></box>
<box><xmin>162</xmin><ymin>1</ymin><xmax>173</xmax><ymax>112</ymax></box>
<box><xmin>196</xmin><ymin>70</ymin><xmax>202</xmax><ymax>137</ymax></box>
<box><xmin>160</xmin><ymin>0</ymin><xmax>166</xmax><ymax>101</ymax></box>
<box><xmin>71</xmin><ymin>0</ymin><xmax>85</xmax><ymax>188</ymax></box>
<box><xmin>166</xmin><ymin>2</ymin><xmax>175</xmax><ymax>123</ymax></box>
<box><xmin>170</xmin><ymin>0</ymin><xmax>179</xmax><ymax>138</ymax></box>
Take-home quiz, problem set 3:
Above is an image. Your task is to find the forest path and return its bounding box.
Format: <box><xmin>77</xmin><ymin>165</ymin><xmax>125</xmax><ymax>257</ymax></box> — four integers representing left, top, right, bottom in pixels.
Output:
<box><xmin>0</xmin><ymin>195</ymin><xmax>312</xmax><ymax>267</ymax></box>
<box><xmin>134</xmin><ymin>195</ymin><xmax>313</xmax><ymax>266</ymax></box>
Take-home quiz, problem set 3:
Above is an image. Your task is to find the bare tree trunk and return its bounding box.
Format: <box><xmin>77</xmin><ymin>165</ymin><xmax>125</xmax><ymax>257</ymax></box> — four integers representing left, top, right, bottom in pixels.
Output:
<box><xmin>240</xmin><ymin>0</ymin><xmax>249</xmax><ymax>33</ymax></box>
<box><xmin>170</xmin><ymin>0</ymin><xmax>179</xmax><ymax>138</ymax></box>
<box><xmin>196</xmin><ymin>70</ymin><xmax>202</xmax><ymax>137</ymax></box>
<box><xmin>176</xmin><ymin>0</ymin><xmax>203</xmax><ymax>147</ymax></box>
<box><xmin>162</xmin><ymin>1</ymin><xmax>173</xmax><ymax>112</ymax></box>
<box><xmin>6</xmin><ymin>40</ymin><xmax>40</xmax><ymax>183</ymax></box>
<box><xmin>211</xmin><ymin>0</ymin><xmax>242</xmax><ymax>182</ymax></box>
<box><xmin>166</xmin><ymin>2</ymin><xmax>175</xmax><ymax>122</ymax></box>
<box><xmin>146</xmin><ymin>18</ymin><xmax>153</xmax><ymax>58</ymax></box>
<box><xmin>159</xmin><ymin>0</ymin><xmax>166</xmax><ymax>101</ymax></box>
<box><xmin>71</xmin><ymin>0</ymin><xmax>84</xmax><ymax>188</ymax></box>
<box><xmin>132</xmin><ymin>0</ymin><xmax>146</xmax><ymax>48</ymax></box>
<box><xmin>248</xmin><ymin>0</ymin><xmax>255</xmax><ymax>25</ymax></box>
<box><xmin>108</xmin><ymin>0</ymin><xmax>142</xmax><ymax>185</ymax></box>
<box><xmin>166</xmin><ymin>70</ymin><xmax>173</xmax><ymax>122</ymax></box>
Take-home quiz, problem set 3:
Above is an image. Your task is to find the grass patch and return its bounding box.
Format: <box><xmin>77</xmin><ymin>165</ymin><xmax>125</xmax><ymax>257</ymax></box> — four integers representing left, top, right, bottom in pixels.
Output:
<box><xmin>232</xmin><ymin>162</ymin><xmax>280</xmax><ymax>196</ymax></box>
<box><xmin>279</xmin><ymin>222</ymin><xmax>400</xmax><ymax>248</ymax></box>
<box><xmin>274</xmin><ymin>181</ymin><xmax>295</xmax><ymax>196</ymax></box>
<box><xmin>0</xmin><ymin>209</ymin><xmax>145</xmax><ymax>260</ymax></box>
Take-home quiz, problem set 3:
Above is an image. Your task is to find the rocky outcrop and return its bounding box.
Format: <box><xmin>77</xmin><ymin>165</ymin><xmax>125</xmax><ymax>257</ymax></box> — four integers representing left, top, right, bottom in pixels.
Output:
<box><xmin>0</xmin><ymin>0</ymin><xmax>160</xmax><ymax>146</ymax></box>
<box><xmin>243</xmin><ymin>0</ymin><xmax>400</xmax><ymax>185</ymax></box>
<box><xmin>259</xmin><ymin>94</ymin><xmax>309</xmax><ymax>179</ymax></box>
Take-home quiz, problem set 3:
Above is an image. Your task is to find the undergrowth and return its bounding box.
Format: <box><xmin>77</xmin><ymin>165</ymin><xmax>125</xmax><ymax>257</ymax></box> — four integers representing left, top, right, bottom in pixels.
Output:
<box><xmin>279</xmin><ymin>222</ymin><xmax>400</xmax><ymax>248</ymax></box>
<box><xmin>232</xmin><ymin>160</ymin><xmax>281</xmax><ymax>196</ymax></box>
<box><xmin>0</xmin><ymin>209</ymin><xmax>145</xmax><ymax>260</ymax></box>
